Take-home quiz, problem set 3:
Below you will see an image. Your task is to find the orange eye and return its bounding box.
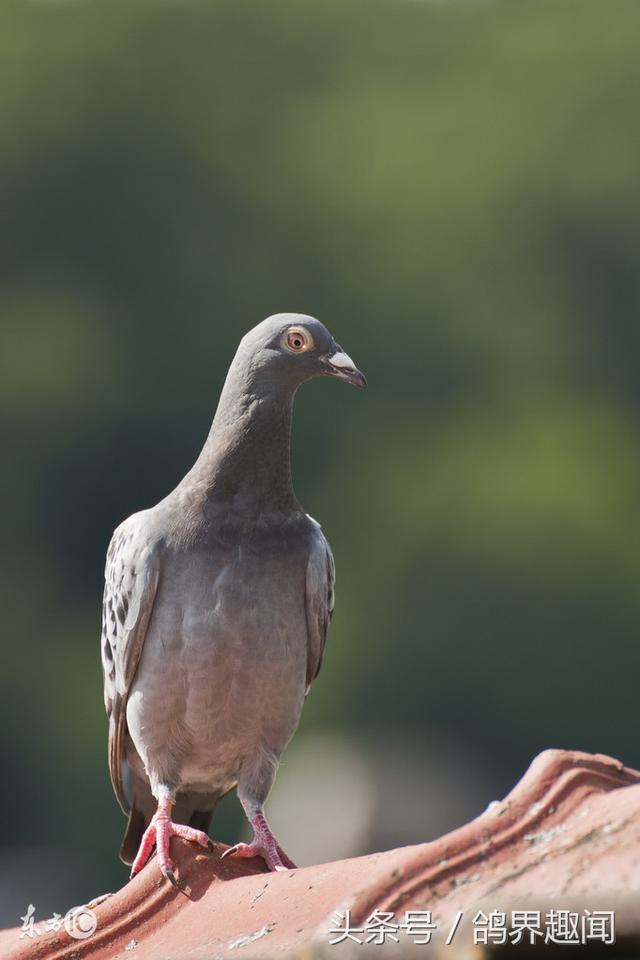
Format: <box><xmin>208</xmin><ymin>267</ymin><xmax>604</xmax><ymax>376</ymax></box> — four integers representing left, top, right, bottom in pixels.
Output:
<box><xmin>284</xmin><ymin>327</ymin><xmax>312</xmax><ymax>352</ymax></box>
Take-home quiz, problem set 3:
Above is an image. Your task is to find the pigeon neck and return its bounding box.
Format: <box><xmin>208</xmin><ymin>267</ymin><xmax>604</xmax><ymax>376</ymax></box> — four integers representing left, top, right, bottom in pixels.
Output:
<box><xmin>190</xmin><ymin>373</ymin><xmax>299</xmax><ymax>512</ymax></box>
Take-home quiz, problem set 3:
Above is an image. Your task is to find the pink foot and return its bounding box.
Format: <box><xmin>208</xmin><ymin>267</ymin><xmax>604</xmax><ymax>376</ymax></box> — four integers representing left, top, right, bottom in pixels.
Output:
<box><xmin>130</xmin><ymin>798</ymin><xmax>213</xmax><ymax>886</ymax></box>
<box><xmin>221</xmin><ymin>811</ymin><xmax>297</xmax><ymax>872</ymax></box>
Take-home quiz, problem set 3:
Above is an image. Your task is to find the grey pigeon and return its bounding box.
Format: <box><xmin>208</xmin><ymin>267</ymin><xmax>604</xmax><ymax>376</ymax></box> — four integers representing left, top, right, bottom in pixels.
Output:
<box><xmin>101</xmin><ymin>314</ymin><xmax>366</xmax><ymax>883</ymax></box>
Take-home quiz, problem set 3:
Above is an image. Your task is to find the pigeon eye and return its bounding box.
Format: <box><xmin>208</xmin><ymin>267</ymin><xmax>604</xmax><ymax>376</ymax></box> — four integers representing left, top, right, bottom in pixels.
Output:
<box><xmin>284</xmin><ymin>327</ymin><xmax>312</xmax><ymax>353</ymax></box>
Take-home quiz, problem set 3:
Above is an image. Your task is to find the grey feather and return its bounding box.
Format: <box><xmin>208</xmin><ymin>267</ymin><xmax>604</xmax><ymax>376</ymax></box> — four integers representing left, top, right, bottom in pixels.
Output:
<box><xmin>99</xmin><ymin>313</ymin><xmax>364</xmax><ymax>863</ymax></box>
<box><xmin>304</xmin><ymin>517</ymin><xmax>335</xmax><ymax>691</ymax></box>
<box><xmin>101</xmin><ymin>516</ymin><xmax>160</xmax><ymax>813</ymax></box>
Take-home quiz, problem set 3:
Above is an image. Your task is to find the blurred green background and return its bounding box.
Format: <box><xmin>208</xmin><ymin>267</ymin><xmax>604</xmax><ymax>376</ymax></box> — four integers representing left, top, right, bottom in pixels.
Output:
<box><xmin>2</xmin><ymin>0</ymin><xmax>640</xmax><ymax>925</ymax></box>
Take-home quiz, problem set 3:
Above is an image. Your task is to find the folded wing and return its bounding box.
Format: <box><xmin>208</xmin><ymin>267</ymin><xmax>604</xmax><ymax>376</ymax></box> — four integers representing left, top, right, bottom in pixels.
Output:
<box><xmin>101</xmin><ymin>515</ymin><xmax>161</xmax><ymax>813</ymax></box>
<box><xmin>304</xmin><ymin>519</ymin><xmax>336</xmax><ymax>690</ymax></box>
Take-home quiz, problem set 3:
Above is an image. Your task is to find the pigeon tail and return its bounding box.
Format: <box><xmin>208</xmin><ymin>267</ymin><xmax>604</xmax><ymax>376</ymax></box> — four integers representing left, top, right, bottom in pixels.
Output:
<box><xmin>120</xmin><ymin>803</ymin><xmax>146</xmax><ymax>866</ymax></box>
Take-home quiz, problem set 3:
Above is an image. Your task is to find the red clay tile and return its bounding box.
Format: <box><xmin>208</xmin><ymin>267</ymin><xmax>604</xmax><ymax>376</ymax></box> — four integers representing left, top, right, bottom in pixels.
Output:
<box><xmin>2</xmin><ymin>749</ymin><xmax>639</xmax><ymax>957</ymax></box>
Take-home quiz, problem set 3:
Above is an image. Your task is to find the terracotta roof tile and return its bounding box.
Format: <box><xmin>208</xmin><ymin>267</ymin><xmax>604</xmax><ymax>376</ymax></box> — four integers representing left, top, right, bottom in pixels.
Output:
<box><xmin>2</xmin><ymin>750</ymin><xmax>639</xmax><ymax>957</ymax></box>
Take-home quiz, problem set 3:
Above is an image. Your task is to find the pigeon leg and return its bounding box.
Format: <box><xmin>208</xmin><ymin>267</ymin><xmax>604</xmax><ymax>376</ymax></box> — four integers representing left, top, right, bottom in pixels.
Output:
<box><xmin>130</xmin><ymin>797</ymin><xmax>212</xmax><ymax>884</ymax></box>
<box><xmin>221</xmin><ymin>810</ymin><xmax>297</xmax><ymax>872</ymax></box>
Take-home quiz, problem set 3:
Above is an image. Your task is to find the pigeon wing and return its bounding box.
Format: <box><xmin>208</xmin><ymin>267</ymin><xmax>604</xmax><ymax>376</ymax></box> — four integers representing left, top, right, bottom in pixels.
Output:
<box><xmin>304</xmin><ymin>518</ymin><xmax>336</xmax><ymax>690</ymax></box>
<box><xmin>101</xmin><ymin>515</ymin><xmax>161</xmax><ymax>813</ymax></box>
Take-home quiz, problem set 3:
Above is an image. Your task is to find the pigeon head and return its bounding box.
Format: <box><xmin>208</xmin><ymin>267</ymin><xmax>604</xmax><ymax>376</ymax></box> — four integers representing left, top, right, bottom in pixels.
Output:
<box><xmin>236</xmin><ymin>313</ymin><xmax>367</xmax><ymax>392</ymax></box>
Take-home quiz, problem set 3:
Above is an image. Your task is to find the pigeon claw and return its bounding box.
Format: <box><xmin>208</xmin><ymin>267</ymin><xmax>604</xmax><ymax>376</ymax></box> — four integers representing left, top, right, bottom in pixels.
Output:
<box><xmin>164</xmin><ymin>867</ymin><xmax>182</xmax><ymax>890</ymax></box>
<box><xmin>130</xmin><ymin>808</ymin><xmax>212</xmax><ymax>884</ymax></box>
<box><xmin>221</xmin><ymin>841</ymin><xmax>297</xmax><ymax>872</ymax></box>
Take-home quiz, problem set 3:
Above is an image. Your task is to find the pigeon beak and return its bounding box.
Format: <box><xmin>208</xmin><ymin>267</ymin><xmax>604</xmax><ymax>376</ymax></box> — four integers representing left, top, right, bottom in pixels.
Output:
<box><xmin>323</xmin><ymin>351</ymin><xmax>367</xmax><ymax>388</ymax></box>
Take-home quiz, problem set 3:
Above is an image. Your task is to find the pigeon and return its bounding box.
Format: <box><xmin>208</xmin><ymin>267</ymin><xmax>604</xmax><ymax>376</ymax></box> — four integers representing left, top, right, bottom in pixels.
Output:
<box><xmin>101</xmin><ymin>313</ymin><xmax>366</xmax><ymax>884</ymax></box>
